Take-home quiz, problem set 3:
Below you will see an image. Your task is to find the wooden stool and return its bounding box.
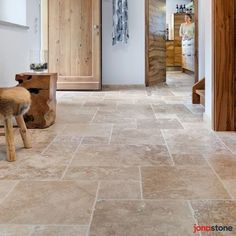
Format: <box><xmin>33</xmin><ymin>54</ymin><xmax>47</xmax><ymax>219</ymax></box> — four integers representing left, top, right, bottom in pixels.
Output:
<box><xmin>0</xmin><ymin>87</ymin><xmax>32</xmax><ymax>162</ymax></box>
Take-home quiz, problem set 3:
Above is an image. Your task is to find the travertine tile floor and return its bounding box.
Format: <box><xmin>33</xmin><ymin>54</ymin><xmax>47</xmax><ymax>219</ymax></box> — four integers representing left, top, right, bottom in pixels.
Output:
<box><xmin>0</xmin><ymin>72</ymin><xmax>236</xmax><ymax>236</ymax></box>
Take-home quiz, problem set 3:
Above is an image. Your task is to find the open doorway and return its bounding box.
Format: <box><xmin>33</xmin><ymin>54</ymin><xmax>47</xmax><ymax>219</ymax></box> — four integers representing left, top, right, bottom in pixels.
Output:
<box><xmin>145</xmin><ymin>0</ymin><xmax>199</xmax><ymax>87</ymax></box>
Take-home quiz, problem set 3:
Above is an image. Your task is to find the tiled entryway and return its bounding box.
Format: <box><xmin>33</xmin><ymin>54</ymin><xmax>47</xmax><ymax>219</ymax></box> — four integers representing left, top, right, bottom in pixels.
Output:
<box><xmin>0</xmin><ymin>72</ymin><xmax>236</xmax><ymax>236</ymax></box>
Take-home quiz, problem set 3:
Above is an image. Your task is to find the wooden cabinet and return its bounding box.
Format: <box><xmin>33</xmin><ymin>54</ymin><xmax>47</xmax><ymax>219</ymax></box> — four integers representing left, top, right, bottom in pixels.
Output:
<box><xmin>16</xmin><ymin>73</ymin><xmax>58</xmax><ymax>129</ymax></box>
<box><xmin>182</xmin><ymin>39</ymin><xmax>195</xmax><ymax>72</ymax></box>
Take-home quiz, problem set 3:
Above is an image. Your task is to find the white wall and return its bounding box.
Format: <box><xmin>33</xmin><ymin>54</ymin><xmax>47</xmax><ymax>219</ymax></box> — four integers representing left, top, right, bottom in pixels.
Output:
<box><xmin>102</xmin><ymin>0</ymin><xmax>145</xmax><ymax>85</ymax></box>
<box><xmin>197</xmin><ymin>0</ymin><xmax>213</xmax><ymax>123</ymax></box>
<box><xmin>166</xmin><ymin>0</ymin><xmax>191</xmax><ymax>39</ymax></box>
<box><xmin>0</xmin><ymin>0</ymin><xmax>27</xmax><ymax>26</ymax></box>
<box><xmin>198</xmin><ymin>0</ymin><xmax>205</xmax><ymax>80</ymax></box>
<box><xmin>203</xmin><ymin>0</ymin><xmax>213</xmax><ymax>122</ymax></box>
<box><xmin>0</xmin><ymin>0</ymin><xmax>40</xmax><ymax>87</ymax></box>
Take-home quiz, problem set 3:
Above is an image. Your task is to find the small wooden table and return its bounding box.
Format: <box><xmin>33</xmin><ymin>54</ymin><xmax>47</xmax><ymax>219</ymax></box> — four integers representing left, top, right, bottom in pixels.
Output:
<box><xmin>16</xmin><ymin>73</ymin><xmax>58</xmax><ymax>129</ymax></box>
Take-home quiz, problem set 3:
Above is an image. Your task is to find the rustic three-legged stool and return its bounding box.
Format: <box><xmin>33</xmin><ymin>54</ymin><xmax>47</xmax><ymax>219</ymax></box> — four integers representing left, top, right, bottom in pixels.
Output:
<box><xmin>0</xmin><ymin>87</ymin><xmax>32</xmax><ymax>162</ymax></box>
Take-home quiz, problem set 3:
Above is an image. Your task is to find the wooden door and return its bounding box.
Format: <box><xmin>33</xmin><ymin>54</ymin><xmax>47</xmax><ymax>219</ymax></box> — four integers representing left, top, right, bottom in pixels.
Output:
<box><xmin>213</xmin><ymin>0</ymin><xmax>236</xmax><ymax>131</ymax></box>
<box><xmin>48</xmin><ymin>0</ymin><xmax>101</xmax><ymax>90</ymax></box>
<box><xmin>145</xmin><ymin>0</ymin><xmax>166</xmax><ymax>86</ymax></box>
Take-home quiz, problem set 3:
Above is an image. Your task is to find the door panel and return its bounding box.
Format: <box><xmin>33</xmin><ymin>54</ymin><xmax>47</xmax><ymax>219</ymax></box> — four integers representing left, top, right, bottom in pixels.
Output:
<box><xmin>48</xmin><ymin>0</ymin><xmax>101</xmax><ymax>90</ymax></box>
<box><xmin>146</xmin><ymin>0</ymin><xmax>166</xmax><ymax>86</ymax></box>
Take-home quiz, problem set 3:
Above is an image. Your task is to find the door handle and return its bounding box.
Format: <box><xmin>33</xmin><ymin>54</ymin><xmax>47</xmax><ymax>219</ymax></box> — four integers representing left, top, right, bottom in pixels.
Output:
<box><xmin>94</xmin><ymin>25</ymin><xmax>100</xmax><ymax>35</ymax></box>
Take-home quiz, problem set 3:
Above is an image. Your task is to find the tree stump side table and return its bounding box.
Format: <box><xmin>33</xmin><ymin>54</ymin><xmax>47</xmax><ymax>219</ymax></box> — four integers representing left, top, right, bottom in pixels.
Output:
<box><xmin>16</xmin><ymin>73</ymin><xmax>58</xmax><ymax>129</ymax></box>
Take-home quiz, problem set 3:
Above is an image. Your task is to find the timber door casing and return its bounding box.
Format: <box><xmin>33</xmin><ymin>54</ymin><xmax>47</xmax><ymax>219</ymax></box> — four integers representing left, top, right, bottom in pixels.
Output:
<box><xmin>48</xmin><ymin>0</ymin><xmax>101</xmax><ymax>90</ymax></box>
<box><xmin>213</xmin><ymin>0</ymin><xmax>236</xmax><ymax>131</ymax></box>
<box><xmin>145</xmin><ymin>0</ymin><xmax>167</xmax><ymax>86</ymax></box>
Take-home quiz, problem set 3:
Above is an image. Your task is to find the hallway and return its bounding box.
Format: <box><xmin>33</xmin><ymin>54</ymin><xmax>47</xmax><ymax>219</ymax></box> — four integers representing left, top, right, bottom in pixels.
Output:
<box><xmin>0</xmin><ymin>72</ymin><xmax>236</xmax><ymax>235</ymax></box>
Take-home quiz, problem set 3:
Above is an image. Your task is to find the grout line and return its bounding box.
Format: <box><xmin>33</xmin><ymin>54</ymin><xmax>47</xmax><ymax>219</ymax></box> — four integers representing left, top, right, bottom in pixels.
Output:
<box><xmin>90</xmin><ymin>108</ymin><xmax>99</xmax><ymax>123</ymax></box>
<box><xmin>203</xmin><ymin>155</ymin><xmax>234</xmax><ymax>200</ymax></box>
<box><xmin>160</xmin><ymin>129</ymin><xmax>175</xmax><ymax>166</ymax></box>
<box><xmin>87</xmin><ymin>182</ymin><xmax>100</xmax><ymax>236</ymax></box>
<box><xmin>139</xmin><ymin>167</ymin><xmax>143</xmax><ymax>200</ymax></box>
<box><xmin>187</xmin><ymin>200</ymin><xmax>203</xmax><ymax>236</ymax></box>
<box><xmin>108</xmin><ymin>124</ymin><xmax>114</xmax><ymax>145</ymax></box>
<box><xmin>212</xmin><ymin>132</ymin><xmax>234</xmax><ymax>154</ymax></box>
<box><xmin>41</xmin><ymin>132</ymin><xmax>60</xmax><ymax>155</ymax></box>
<box><xmin>0</xmin><ymin>181</ymin><xmax>19</xmax><ymax>206</ymax></box>
<box><xmin>60</xmin><ymin>138</ymin><xmax>83</xmax><ymax>180</ymax></box>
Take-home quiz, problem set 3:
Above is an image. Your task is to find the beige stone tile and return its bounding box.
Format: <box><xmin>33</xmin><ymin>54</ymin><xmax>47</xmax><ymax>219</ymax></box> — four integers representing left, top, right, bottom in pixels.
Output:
<box><xmin>215</xmin><ymin>132</ymin><xmax>236</xmax><ymax>153</ymax></box>
<box><xmin>152</xmin><ymin>104</ymin><xmax>192</xmax><ymax>115</ymax></box>
<box><xmin>0</xmin><ymin>181</ymin><xmax>97</xmax><ymax>224</ymax></box>
<box><xmin>64</xmin><ymin>166</ymin><xmax>140</xmax><ymax>181</ymax></box>
<box><xmin>31</xmin><ymin>225</ymin><xmax>88</xmax><ymax>236</ymax></box>
<box><xmin>92</xmin><ymin>110</ymin><xmax>136</xmax><ymax>124</ymax></box>
<box><xmin>90</xmin><ymin>200</ymin><xmax>196</xmax><ymax>236</ymax></box>
<box><xmin>207</xmin><ymin>154</ymin><xmax>236</xmax><ymax>181</ymax></box>
<box><xmin>56</xmin><ymin>105</ymin><xmax>97</xmax><ymax>124</ymax></box>
<box><xmin>172</xmin><ymin>154</ymin><xmax>209</xmax><ymax>166</ymax></box>
<box><xmin>181</xmin><ymin>122</ymin><xmax>211</xmax><ymax>130</ymax></box>
<box><xmin>141</xmin><ymin>166</ymin><xmax>230</xmax><ymax>200</ymax></box>
<box><xmin>137</xmin><ymin>118</ymin><xmax>183</xmax><ymax>130</ymax></box>
<box><xmin>177</xmin><ymin>113</ymin><xmax>204</xmax><ymax>123</ymax></box>
<box><xmin>111</xmin><ymin>128</ymin><xmax>165</xmax><ymax>145</ymax></box>
<box><xmin>42</xmin><ymin>135</ymin><xmax>82</xmax><ymax>165</ymax></box>
<box><xmin>162</xmin><ymin>129</ymin><xmax>231</xmax><ymax>155</ymax></box>
<box><xmin>72</xmin><ymin>144</ymin><xmax>172</xmax><ymax>167</ymax></box>
<box><xmin>185</xmin><ymin>104</ymin><xmax>205</xmax><ymax>114</ymax></box>
<box><xmin>191</xmin><ymin>200</ymin><xmax>236</xmax><ymax>225</ymax></box>
<box><xmin>0</xmin><ymin>225</ymin><xmax>34</xmax><ymax>236</ymax></box>
<box><xmin>82</xmin><ymin>136</ymin><xmax>110</xmax><ymax>145</ymax></box>
<box><xmin>0</xmin><ymin>155</ymin><xmax>66</xmax><ymax>180</ymax></box>
<box><xmin>98</xmin><ymin>181</ymin><xmax>141</xmax><ymax>200</ymax></box>
<box><xmin>0</xmin><ymin>181</ymin><xmax>17</xmax><ymax>200</ymax></box>
<box><xmin>223</xmin><ymin>180</ymin><xmax>236</xmax><ymax>199</ymax></box>
<box><xmin>59</xmin><ymin>124</ymin><xmax>112</xmax><ymax>137</ymax></box>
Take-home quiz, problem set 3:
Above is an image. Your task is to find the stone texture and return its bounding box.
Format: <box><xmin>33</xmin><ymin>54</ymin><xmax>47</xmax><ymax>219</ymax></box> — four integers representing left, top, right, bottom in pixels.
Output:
<box><xmin>0</xmin><ymin>181</ymin><xmax>97</xmax><ymax>224</ymax></box>
<box><xmin>142</xmin><ymin>166</ymin><xmax>230</xmax><ymax>200</ymax></box>
<box><xmin>90</xmin><ymin>200</ymin><xmax>196</xmax><ymax>236</ymax></box>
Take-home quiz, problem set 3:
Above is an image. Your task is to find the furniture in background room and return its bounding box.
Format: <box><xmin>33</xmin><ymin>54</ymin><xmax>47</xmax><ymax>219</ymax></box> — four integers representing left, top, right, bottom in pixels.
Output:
<box><xmin>16</xmin><ymin>73</ymin><xmax>58</xmax><ymax>129</ymax></box>
<box><xmin>182</xmin><ymin>38</ymin><xmax>195</xmax><ymax>72</ymax></box>
<box><xmin>0</xmin><ymin>87</ymin><xmax>32</xmax><ymax>162</ymax></box>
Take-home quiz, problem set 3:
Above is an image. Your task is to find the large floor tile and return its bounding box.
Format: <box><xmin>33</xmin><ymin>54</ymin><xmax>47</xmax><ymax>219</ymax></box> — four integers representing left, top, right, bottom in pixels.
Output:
<box><xmin>89</xmin><ymin>200</ymin><xmax>196</xmax><ymax>236</ymax></box>
<box><xmin>64</xmin><ymin>166</ymin><xmax>140</xmax><ymax>181</ymax></box>
<box><xmin>0</xmin><ymin>225</ymin><xmax>33</xmax><ymax>236</ymax></box>
<box><xmin>0</xmin><ymin>154</ymin><xmax>66</xmax><ymax>180</ymax></box>
<box><xmin>137</xmin><ymin>118</ymin><xmax>183</xmax><ymax>130</ymax></box>
<box><xmin>0</xmin><ymin>181</ymin><xmax>17</xmax><ymax>201</ymax></box>
<box><xmin>162</xmin><ymin>129</ymin><xmax>231</xmax><ymax>155</ymax></box>
<box><xmin>98</xmin><ymin>181</ymin><xmax>141</xmax><ymax>200</ymax></box>
<box><xmin>172</xmin><ymin>154</ymin><xmax>209</xmax><ymax>166</ymax></box>
<box><xmin>111</xmin><ymin>128</ymin><xmax>165</xmax><ymax>145</ymax></box>
<box><xmin>141</xmin><ymin>166</ymin><xmax>230</xmax><ymax>200</ymax></box>
<box><xmin>58</xmin><ymin>124</ymin><xmax>112</xmax><ymax>138</ymax></box>
<box><xmin>152</xmin><ymin>104</ymin><xmax>192</xmax><ymax>115</ymax></box>
<box><xmin>92</xmin><ymin>110</ymin><xmax>136</xmax><ymax>124</ymax></box>
<box><xmin>0</xmin><ymin>181</ymin><xmax>97</xmax><ymax>224</ymax></box>
<box><xmin>207</xmin><ymin>154</ymin><xmax>236</xmax><ymax>181</ymax></box>
<box><xmin>72</xmin><ymin>144</ymin><xmax>172</xmax><ymax>167</ymax></box>
<box><xmin>31</xmin><ymin>225</ymin><xmax>88</xmax><ymax>236</ymax></box>
<box><xmin>215</xmin><ymin>132</ymin><xmax>236</xmax><ymax>153</ymax></box>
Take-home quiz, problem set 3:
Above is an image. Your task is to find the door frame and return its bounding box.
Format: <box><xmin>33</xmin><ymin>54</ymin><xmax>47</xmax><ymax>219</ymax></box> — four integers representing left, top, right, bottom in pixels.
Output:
<box><xmin>213</xmin><ymin>0</ymin><xmax>236</xmax><ymax>131</ymax></box>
